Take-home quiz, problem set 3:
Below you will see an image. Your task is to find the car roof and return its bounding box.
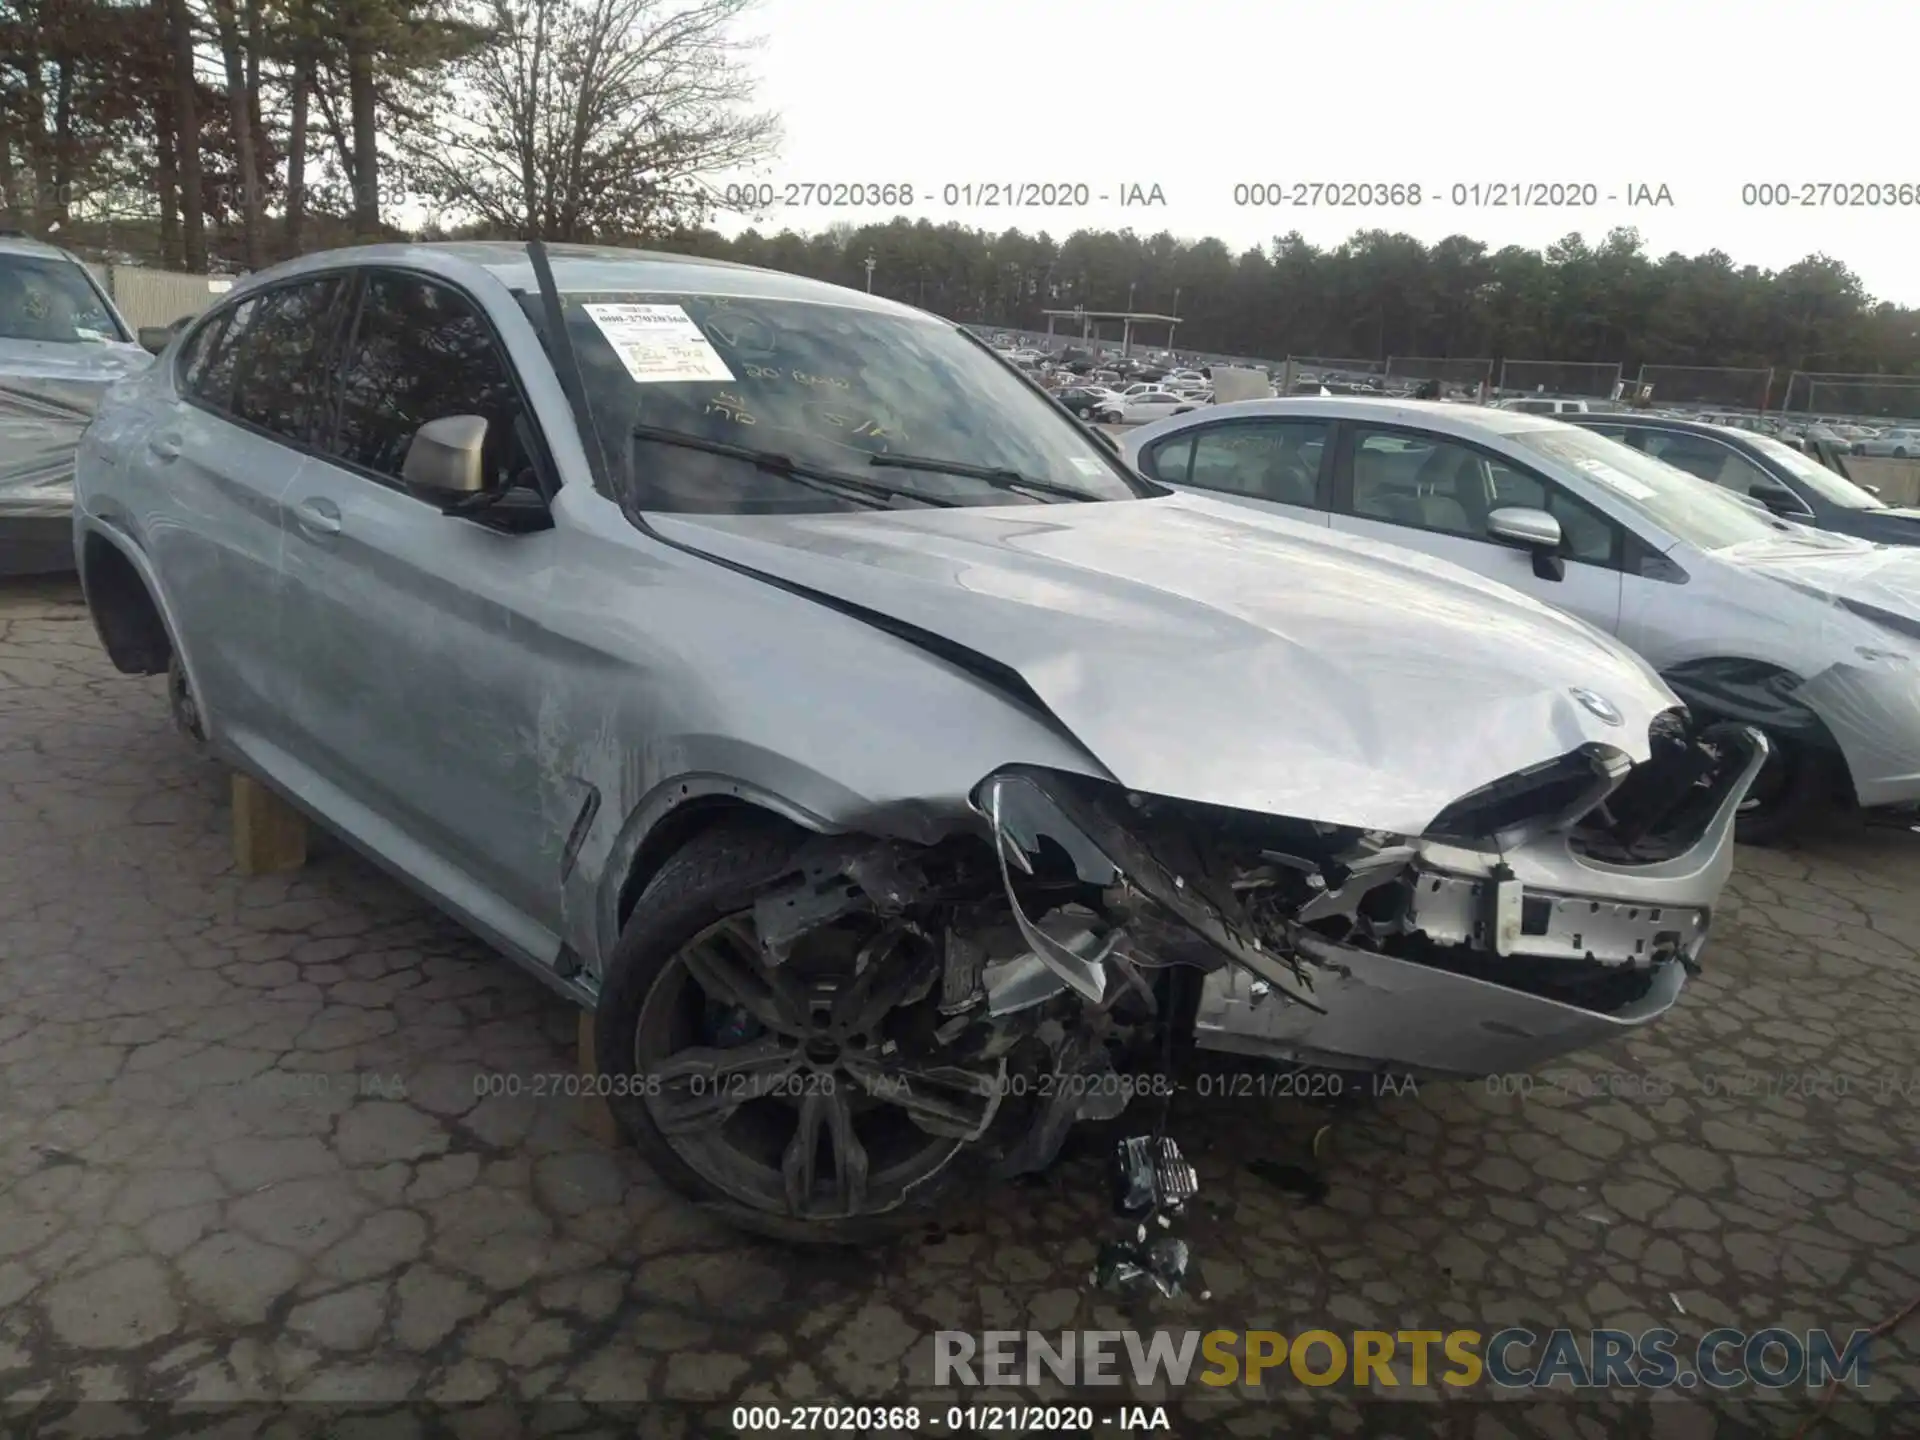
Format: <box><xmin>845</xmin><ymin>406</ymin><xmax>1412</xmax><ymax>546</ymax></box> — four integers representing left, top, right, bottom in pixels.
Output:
<box><xmin>221</xmin><ymin>240</ymin><xmax>937</xmax><ymax>322</ymax></box>
<box><xmin>0</xmin><ymin>232</ymin><xmax>90</xmax><ymax>265</ymax></box>
<box><xmin>1564</xmin><ymin>412</ymin><xmax>1760</xmax><ymax>442</ymax></box>
<box><xmin>1120</xmin><ymin>396</ymin><xmax>1561</xmax><ymax>451</ymax></box>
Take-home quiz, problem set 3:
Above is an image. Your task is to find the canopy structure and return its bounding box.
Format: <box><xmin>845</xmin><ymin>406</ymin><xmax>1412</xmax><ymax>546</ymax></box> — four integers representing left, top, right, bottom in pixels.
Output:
<box><xmin>1040</xmin><ymin>308</ymin><xmax>1181</xmax><ymax>356</ymax></box>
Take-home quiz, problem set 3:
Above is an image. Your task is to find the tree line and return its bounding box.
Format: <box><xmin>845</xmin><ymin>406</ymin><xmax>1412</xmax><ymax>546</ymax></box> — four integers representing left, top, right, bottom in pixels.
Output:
<box><xmin>4</xmin><ymin>0</ymin><xmax>1916</xmax><ymax>382</ymax></box>
<box><xmin>671</xmin><ymin>220</ymin><xmax>1920</xmax><ymax>384</ymax></box>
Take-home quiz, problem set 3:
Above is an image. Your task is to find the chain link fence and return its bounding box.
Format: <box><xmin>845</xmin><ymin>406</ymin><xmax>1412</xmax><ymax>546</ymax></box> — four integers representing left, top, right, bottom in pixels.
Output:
<box><xmin>1497</xmin><ymin>360</ymin><xmax>1623</xmax><ymax>398</ymax></box>
<box><xmin>1781</xmin><ymin>372</ymin><xmax>1920</xmax><ymax>422</ymax></box>
<box><xmin>1385</xmin><ymin>357</ymin><xmax>1494</xmax><ymax>396</ymax></box>
<box><xmin>1635</xmin><ymin>365</ymin><xmax>1774</xmax><ymax>412</ymax></box>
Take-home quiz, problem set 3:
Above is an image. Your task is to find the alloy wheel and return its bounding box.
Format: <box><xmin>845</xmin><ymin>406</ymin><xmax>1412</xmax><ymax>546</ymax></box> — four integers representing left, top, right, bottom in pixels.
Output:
<box><xmin>633</xmin><ymin>914</ymin><xmax>1004</xmax><ymax>1221</ymax></box>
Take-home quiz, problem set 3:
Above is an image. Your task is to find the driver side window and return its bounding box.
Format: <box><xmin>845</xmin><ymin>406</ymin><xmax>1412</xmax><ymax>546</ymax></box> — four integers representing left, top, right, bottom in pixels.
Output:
<box><xmin>328</xmin><ymin>271</ymin><xmax>537</xmax><ymax>494</ymax></box>
<box><xmin>1343</xmin><ymin>427</ymin><xmax>1620</xmax><ymax>565</ymax></box>
<box><xmin>1638</xmin><ymin>432</ymin><xmax>1790</xmax><ymax>506</ymax></box>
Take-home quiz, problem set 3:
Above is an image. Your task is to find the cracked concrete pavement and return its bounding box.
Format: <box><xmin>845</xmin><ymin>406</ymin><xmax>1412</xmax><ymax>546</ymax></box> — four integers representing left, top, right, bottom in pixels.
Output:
<box><xmin>2</xmin><ymin>574</ymin><xmax>1918</xmax><ymax>1437</ymax></box>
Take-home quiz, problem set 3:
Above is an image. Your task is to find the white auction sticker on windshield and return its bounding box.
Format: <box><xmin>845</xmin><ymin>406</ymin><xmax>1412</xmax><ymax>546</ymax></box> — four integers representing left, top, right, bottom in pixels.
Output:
<box><xmin>582</xmin><ymin>303</ymin><xmax>735</xmax><ymax>384</ymax></box>
<box><xmin>1572</xmin><ymin>456</ymin><xmax>1656</xmax><ymax>501</ymax></box>
<box><xmin>1070</xmin><ymin>456</ymin><xmax>1106</xmax><ymax>476</ymax></box>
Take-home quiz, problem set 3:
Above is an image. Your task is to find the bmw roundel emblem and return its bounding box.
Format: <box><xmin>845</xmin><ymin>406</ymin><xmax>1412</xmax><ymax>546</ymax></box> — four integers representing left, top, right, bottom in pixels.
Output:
<box><xmin>1570</xmin><ymin>688</ymin><xmax>1624</xmax><ymax>725</ymax></box>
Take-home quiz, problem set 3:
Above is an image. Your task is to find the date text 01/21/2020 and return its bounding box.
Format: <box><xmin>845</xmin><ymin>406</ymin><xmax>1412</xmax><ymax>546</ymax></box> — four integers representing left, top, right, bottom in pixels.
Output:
<box><xmin>731</xmin><ymin>1404</ymin><xmax>1173</xmax><ymax>1433</ymax></box>
<box><xmin>1229</xmin><ymin>181</ymin><xmax>1676</xmax><ymax>208</ymax></box>
<box><xmin>722</xmin><ymin>181</ymin><xmax>1168</xmax><ymax>209</ymax></box>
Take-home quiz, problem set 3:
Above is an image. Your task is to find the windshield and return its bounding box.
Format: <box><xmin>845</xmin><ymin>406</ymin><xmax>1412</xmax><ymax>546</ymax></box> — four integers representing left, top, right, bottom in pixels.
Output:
<box><xmin>0</xmin><ymin>253</ymin><xmax>128</xmax><ymax>344</ymax></box>
<box><xmin>1742</xmin><ymin>430</ymin><xmax>1886</xmax><ymax>509</ymax></box>
<box><xmin>525</xmin><ymin>290</ymin><xmax>1148</xmax><ymax>514</ymax></box>
<box><xmin>1507</xmin><ymin>424</ymin><xmax>1788</xmax><ymax>550</ymax></box>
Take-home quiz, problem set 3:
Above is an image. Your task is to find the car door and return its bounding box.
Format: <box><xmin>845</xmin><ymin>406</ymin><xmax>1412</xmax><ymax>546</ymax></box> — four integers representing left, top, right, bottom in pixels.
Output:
<box><xmin>149</xmin><ymin>278</ymin><xmax>347</xmax><ymax>755</ymax></box>
<box><xmin>1327</xmin><ymin>422</ymin><xmax>1625</xmax><ymax>632</ymax></box>
<box><xmin>276</xmin><ymin>267</ymin><xmax>567</xmax><ymax>963</ymax></box>
<box><xmin>1134</xmin><ymin>415</ymin><xmax>1332</xmax><ymax>527</ymax></box>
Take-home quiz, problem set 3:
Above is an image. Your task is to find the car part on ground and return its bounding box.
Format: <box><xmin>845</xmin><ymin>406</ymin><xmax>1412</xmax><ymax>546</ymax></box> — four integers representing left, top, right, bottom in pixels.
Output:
<box><xmin>73</xmin><ymin>240</ymin><xmax>1766</xmax><ymax>1243</ymax></box>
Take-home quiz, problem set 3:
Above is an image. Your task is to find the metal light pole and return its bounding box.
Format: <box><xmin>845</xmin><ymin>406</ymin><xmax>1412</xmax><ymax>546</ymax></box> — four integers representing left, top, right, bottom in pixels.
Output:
<box><xmin>863</xmin><ymin>252</ymin><xmax>875</xmax><ymax>293</ymax></box>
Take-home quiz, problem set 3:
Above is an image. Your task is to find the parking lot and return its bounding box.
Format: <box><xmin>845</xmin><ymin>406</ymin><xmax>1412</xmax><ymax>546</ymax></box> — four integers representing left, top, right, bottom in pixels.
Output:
<box><xmin>3</xmin><ymin>572</ymin><xmax>1918</xmax><ymax>1437</ymax></box>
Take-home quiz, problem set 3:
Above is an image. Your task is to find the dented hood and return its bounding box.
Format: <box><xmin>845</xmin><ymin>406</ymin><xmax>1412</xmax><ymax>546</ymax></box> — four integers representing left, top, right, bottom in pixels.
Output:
<box><xmin>0</xmin><ymin>341</ymin><xmax>151</xmax><ymax>518</ymax></box>
<box><xmin>651</xmin><ymin>494</ymin><xmax>1678</xmax><ymax>835</ymax></box>
<box><xmin>1719</xmin><ymin>532</ymin><xmax>1920</xmax><ymax>618</ymax></box>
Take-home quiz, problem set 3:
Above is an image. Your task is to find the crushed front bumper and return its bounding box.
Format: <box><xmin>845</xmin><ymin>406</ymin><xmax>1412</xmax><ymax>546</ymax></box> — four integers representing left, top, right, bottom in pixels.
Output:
<box><xmin>1193</xmin><ymin>723</ymin><xmax>1770</xmax><ymax>1076</ymax></box>
<box><xmin>1194</xmin><ymin>942</ymin><xmax>1688</xmax><ymax>1076</ymax></box>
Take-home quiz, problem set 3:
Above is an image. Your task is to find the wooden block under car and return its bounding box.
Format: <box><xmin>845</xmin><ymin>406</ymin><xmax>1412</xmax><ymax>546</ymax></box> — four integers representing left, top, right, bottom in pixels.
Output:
<box><xmin>577</xmin><ymin>1008</ymin><xmax>622</xmax><ymax>1146</ymax></box>
<box><xmin>231</xmin><ymin>772</ymin><xmax>308</xmax><ymax>875</ymax></box>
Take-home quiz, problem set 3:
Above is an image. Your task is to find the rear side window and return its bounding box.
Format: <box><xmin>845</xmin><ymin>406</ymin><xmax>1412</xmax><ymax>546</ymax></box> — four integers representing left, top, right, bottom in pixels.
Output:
<box><xmin>229</xmin><ymin>279</ymin><xmax>344</xmax><ymax>443</ymax></box>
<box><xmin>186</xmin><ymin>298</ymin><xmax>257</xmax><ymax>412</ymax></box>
<box><xmin>178</xmin><ymin>310</ymin><xmax>233</xmax><ymax>399</ymax></box>
<box><xmin>1184</xmin><ymin>419</ymin><xmax>1328</xmax><ymax>506</ymax></box>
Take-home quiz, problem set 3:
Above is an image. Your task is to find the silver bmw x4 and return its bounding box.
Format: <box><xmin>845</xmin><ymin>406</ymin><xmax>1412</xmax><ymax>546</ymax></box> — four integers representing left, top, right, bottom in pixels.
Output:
<box><xmin>73</xmin><ymin>242</ymin><xmax>1763</xmax><ymax>1240</ymax></box>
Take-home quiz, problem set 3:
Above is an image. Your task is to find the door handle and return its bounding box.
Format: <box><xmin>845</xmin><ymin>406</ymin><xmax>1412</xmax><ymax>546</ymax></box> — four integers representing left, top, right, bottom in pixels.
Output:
<box><xmin>294</xmin><ymin>497</ymin><xmax>342</xmax><ymax>536</ymax></box>
<box><xmin>148</xmin><ymin>432</ymin><xmax>183</xmax><ymax>462</ymax></box>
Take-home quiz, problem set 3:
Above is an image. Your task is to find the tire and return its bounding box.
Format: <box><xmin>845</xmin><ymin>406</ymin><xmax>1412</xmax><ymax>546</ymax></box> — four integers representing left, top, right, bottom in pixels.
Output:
<box><xmin>593</xmin><ymin>818</ymin><xmax>986</xmax><ymax>1244</ymax></box>
<box><xmin>1894</xmin><ymin>448</ymin><xmax>1908</xmax><ymax>458</ymax></box>
<box><xmin>1733</xmin><ymin>736</ymin><xmax>1836</xmax><ymax>846</ymax></box>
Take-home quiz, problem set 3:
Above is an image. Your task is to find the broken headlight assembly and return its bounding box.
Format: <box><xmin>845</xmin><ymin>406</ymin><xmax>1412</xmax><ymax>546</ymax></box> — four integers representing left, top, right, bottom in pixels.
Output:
<box><xmin>975</xmin><ymin>768</ymin><xmax>1338</xmax><ymax>1013</ymax></box>
<box><xmin>1423</xmin><ymin>743</ymin><xmax>1633</xmax><ymax>851</ymax></box>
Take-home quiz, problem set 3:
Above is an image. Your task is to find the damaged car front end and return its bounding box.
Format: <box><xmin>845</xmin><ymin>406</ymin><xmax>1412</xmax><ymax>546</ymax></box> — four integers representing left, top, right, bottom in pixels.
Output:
<box><xmin>629</xmin><ymin>715</ymin><xmax>1763</xmax><ymax>1234</ymax></box>
<box><xmin>985</xmin><ymin>716</ymin><xmax>1763</xmax><ymax>1115</ymax></box>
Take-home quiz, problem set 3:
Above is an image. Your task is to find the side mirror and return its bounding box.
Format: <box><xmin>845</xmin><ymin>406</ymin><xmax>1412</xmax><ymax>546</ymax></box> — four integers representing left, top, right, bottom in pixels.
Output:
<box><xmin>138</xmin><ymin>326</ymin><xmax>174</xmax><ymax>355</ymax></box>
<box><xmin>1487</xmin><ymin>505</ymin><xmax>1563</xmax><ymax>550</ymax></box>
<box><xmin>1748</xmin><ymin>480</ymin><xmax>1804</xmax><ymax>517</ymax></box>
<box><xmin>1486</xmin><ymin>505</ymin><xmax>1565</xmax><ymax>582</ymax></box>
<box><xmin>401</xmin><ymin>415</ymin><xmax>489</xmax><ymax>497</ymax></box>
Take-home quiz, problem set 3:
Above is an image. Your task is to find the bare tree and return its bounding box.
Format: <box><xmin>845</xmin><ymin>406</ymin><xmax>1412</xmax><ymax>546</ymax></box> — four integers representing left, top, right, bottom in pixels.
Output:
<box><xmin>209</xmin><ymin>0</ymin><xmax>263</xmax><ymax>266</ymax></box>
<box><xmin>410</xmin><ymin>0</ymin><xmax>778</xmax><ymax>241</ymax></box>
<box><xmin>165</xmin><ymin>0</ymin><xmax>204</xmax><ymax>268</ymax></box>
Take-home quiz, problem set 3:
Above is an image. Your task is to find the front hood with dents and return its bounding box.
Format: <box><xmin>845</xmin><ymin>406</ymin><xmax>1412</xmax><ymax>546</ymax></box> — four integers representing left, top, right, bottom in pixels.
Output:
<box><xmin>651</xmin><ymin>494</ymin><xmax>1677</xmax><ymax>835</ymax></box>
<box><xmin>1722</xmin><ymin>534</ymin><xmax>1920</xmax><ymax>618</ymax></box>
<box><xmin>0</xmin><ymin>337</ymin><xmax>151</xmax><ymax>392</ymax></box>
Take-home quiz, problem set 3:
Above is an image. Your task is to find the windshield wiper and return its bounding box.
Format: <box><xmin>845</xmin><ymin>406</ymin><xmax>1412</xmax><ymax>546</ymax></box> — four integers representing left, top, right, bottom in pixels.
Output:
<box><xmin>629</xmin><ymin>423</ymin><xmax>956</xmax><ymax>509</ymax></box>
<box><xmin>867</xmin><ymin>452</ymin><xmax>1102</xmax><ymax>502</ymax></box>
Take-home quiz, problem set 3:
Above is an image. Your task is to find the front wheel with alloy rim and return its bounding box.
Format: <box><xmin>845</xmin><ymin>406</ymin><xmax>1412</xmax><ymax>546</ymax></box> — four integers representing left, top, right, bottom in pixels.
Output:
<box><xmin>594</xmin><ymin>819</ymin><xmax>1006</xmax><ymax>1243</ymax></box>
<box><xmin>1732</xmin><ymin>735</ymin><xmax>1836</xmax><ymax>846</ymax></box>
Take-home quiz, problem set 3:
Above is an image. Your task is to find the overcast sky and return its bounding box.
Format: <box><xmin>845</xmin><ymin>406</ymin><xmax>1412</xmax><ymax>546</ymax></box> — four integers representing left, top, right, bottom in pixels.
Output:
<box><xmin>714</xmin><ymin>0</ymin><xmax>1920</xmax><ymax>305</ymax></box>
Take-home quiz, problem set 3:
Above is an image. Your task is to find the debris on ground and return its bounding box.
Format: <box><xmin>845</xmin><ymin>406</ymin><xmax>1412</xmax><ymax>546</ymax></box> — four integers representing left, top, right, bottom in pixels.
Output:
<box><xmin>1094</xmin><ymin>1135</ymin><xmax>1201</xmax><ymax>1298</ymax></box>
<box><xmin>1112</xmin><ymin>1135</ymin><xmax>1198</xmax><ymax>1215</ymax></box>
<box><xmin>1093</xmin><ymin>1236</ymin><xmax>1192</xmax><ymax>1298</ymax></box>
